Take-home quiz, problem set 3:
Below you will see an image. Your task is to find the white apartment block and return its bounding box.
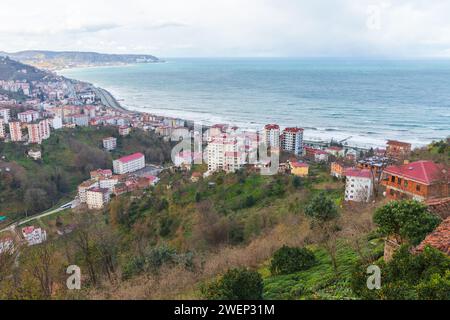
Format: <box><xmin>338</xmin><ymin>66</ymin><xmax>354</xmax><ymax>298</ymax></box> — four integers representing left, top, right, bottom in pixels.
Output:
<box><xmin>264</xmin><ymin>124</ymin><xmax>280</xmax><ymax>149</ymax></box>
<box><xmin>113</xmin><ymin>153</ymin><xmax>145</xmax><ymax>174</ymax></box>
<box><xmin>103</xmin><ymin>137</ymin><xmax>117</xmax><ymax>151</ymax></box>
<box><xmin>51</xmin><ymin>116</ymin><xmax>63</xmax><ymax>130</ymax></box>
<box><xmin>282</xmin><ymin>127</ymin><xmax>304</xmax><ymax>156</ymax></box>
<box><xmin>207</xmin><ymin>136</ymin><xmax>246</xmax><ymax>173</ymax></box>
<box><xmin>99</xmin><ymin>176</ymin><xmax>119</xmax><ymax>191</ymax></box>
<box><xmin>86</xmin><ymin>188</ymin><xmax>111</xmax><ymax>209</ymax></box>
<box><xmin>22</xmin><ymin>226</ymin><xmax>47</xmax><ymax>246</ymax></box>
<box><xmin>0</xmin><ymin>119</ymin><xmax>5</xmax><ymax>139</ymax></box>
<box><xmin>344</xmin><ymin>168</ymin><xmax>373</xmax><ymax>203</ymax></box>
<box><xmin>18</xmin><ymin>110</ymin><xmax>40</xmax><ymax>123</ymax></box>
<box><xmin>9</xmin><ymin>121</ymin><xmax>23</xmax><ymax>142</ymax></box>
<box><xmin>0</xmin><ymin>108</ymin><xmax>10</xmax><ymax>123</ymax></box>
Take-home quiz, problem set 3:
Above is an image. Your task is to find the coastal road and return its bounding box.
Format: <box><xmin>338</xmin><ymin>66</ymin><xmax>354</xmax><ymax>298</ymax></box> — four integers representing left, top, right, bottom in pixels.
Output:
<box><xmin>93</xmin><ymin>87</ymin><xmax>129</xmax><ymax>113</ymax></box>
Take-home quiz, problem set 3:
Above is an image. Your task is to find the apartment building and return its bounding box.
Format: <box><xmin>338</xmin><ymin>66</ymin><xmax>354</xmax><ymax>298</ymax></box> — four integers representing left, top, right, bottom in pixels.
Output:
<box><xmin>344</xmin><ymin>168</ymin><xmax>373</xmax><ymax>202</ymax></box>
<box><xmin>113</xmin><ymin>153</ymin><xmax>145</xmax><ymax>174</ymax></box>
<box><xmin>207</xmin><ymin>135</ymin><xmax>246</xmax><ymax>173</ymax></box>
<box><xmin>0</xmin><ymin>119</ymin><xmax>5</xmax><ymax>139</ymax></box>
<box><xmin>0</xmin><ymin>108</ymin><xmax>10</xmax><ymax>123</ymax></box>
<box><xmin>103</xmin><ymin>137</ymin><xmax>117</xmax><ymax>151</ymax></box>
<box><xmin>21</xmin><ymin>226</ymin><xmax>47</xmax><ymax>246</ymax></box>
<box><xmin>27</xmin><ymin>119</ymin><xmax>50</xmax><ymax>144</ymax></box>
<box><xmin>118</xmin><ymin>126</ymin><xmax>131</xmax><ymax>136</ymax></box>
<box><xmin>281</xmin><ymin>127</ymin><xmax>304</xmax><ymax>156</ymax></box>
<box><xmin>386</xmin><ymin>140</ymin><xmax>412</xmax><ymax>161</ymax></box>
<box><xmin>290</xmin><ymin>161</ymin><xmax>309</xmax><ymax>177</ymax></box>
<box><xmin>9</xmin><ymin>121</ymin><xmax>23</xmax><ymax>142</ymax></box>
<box><xmin>264</xmin><ymin>124</ymin><xmax>280</xmax><ymax>149</ymax></box>
<box><xmin>78</xmin><ymin>179</ymin><xmax>99</xmax><ymax>203</ymax></box>
<box><xmin>18</xmin><ymin>110</ymin><xmax>40</xmax><ymax>123</ymax></box>
<box><xmin>86</xmin><ymin>188</ymin><xmax>111</xmax><ymax>209</ymax></box>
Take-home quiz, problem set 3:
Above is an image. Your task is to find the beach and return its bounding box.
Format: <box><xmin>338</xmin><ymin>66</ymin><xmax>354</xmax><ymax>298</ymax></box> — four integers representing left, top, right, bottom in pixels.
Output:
<box><xmin>60</xmin><ymin>58</ymin><xmax>450</xmax><ymax>149</ymax></box>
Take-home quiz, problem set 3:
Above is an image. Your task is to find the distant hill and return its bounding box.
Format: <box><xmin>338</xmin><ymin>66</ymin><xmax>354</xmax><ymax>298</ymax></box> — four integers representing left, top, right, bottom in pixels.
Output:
<box><xmin>0</xmin><ymin>50</ymin><xmax>161</xmax><ymax>70</ymax></box>
<box><xmin>0</xmin><ymin>56</ymin><xmax>54</xmax><ymax>81</ymax></box>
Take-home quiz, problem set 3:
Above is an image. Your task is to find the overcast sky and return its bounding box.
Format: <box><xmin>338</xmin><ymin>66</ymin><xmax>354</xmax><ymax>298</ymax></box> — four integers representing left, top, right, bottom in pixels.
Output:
<box><xmin>1</xmin><ymin>0</ymin><xmax>450</xmax><ymax>58</ymax></box>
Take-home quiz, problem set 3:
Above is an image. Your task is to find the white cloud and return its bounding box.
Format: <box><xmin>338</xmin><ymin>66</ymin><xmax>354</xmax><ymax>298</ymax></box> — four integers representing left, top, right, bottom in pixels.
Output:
<box><xmin>0</xmin><ymin>0</ymin><xmax>449</xmax><ymax>57</ymax></box>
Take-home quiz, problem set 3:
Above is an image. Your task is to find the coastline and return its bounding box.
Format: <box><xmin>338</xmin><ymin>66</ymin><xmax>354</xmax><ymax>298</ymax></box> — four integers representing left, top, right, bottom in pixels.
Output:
<box><xmin>58</xmin><ymin>63</ymin><xmax>448</xmax><ymax>150</ymax></box>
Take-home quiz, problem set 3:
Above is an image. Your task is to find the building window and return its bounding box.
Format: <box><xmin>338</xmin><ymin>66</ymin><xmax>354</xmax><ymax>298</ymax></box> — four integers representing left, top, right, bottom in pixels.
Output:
<box><xmin>416</xmin><ymin>185</ymin><xmax>421</xmax><ymax>192</ymax></box>
<box><xmin>404</xmin><ymin>180</ymin><xmax>408</xmax><ymax>188</ymax></box>
<box><xmin>398</xmin><ymin>178</ymin><xmax>402</xmax><ymax>185</ymax></box>
<box><xmin>391</xmin><ymin>176</ymin><xmax>395</xmax><ymax>183</ymax></box>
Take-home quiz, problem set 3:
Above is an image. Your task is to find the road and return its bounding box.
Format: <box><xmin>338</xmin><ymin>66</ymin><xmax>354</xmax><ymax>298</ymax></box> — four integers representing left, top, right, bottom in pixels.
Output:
<box><xmin>93</xmin><ymin>87</ymin><xmax>130</xmax><ymax>113</ymax></box>
<box><xmin>0</xmin><ymin>199</ymin><xmax>79</xmax><ymax>234</ymax></box>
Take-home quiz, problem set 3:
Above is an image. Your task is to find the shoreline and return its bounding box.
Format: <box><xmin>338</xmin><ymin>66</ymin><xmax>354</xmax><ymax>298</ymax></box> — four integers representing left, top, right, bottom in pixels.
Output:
<box><xmin>59</xmin><ymin>64</ymin><xmax>447</xmax><ymax>150</ymax></box>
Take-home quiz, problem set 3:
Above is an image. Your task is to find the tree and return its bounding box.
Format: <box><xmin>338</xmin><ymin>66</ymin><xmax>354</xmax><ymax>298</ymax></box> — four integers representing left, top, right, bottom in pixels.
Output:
<box><xmin>270</xmin><ymin>246</ymin><xmax>315</xmax><ymax>275</ymax></box>
<box><xmin>202</xmin><ymin>268</ymin><xmax>264</xmax><ymax>300</ymax></box>
<box><xmin>304</xmin><ymin>191</ymin><xmax>339</xmax><ymax>224</ymax></box>
<box><xmin>304</xmin><ymin>192</ymin><xmax>341</xmax><ymax>272</ymax></box>
<box><xmin>351</xmin><ymin>246</ymin><xmax>450</xmax><ymax>300</ymax></box>
<box><xmin>373</xmin><ymin>200</ymin><xmax>441</xmax><ymax>246</ymax></box>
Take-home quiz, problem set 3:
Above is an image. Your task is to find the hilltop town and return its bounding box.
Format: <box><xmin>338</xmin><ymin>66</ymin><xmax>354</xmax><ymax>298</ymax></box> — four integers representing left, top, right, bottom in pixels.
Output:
<box><xmin>0</xmin><ymin>57</ymin><xmax>449</xmax><ymax>300</ymax></box>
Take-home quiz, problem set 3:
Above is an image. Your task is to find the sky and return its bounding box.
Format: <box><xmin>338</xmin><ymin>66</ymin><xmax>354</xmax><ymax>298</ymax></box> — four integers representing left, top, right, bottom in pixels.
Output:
<box><xmin>1</xmin><ymin>0</ymin><xmax>450</xmax><ymax>58</ymax></box>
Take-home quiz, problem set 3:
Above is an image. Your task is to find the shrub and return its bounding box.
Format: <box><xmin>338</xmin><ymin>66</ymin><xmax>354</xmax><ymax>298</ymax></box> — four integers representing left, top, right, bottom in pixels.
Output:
<box><xmin>202</xmin><ymin>268</ymin><xmax>264</xmax><ymax>300</ymax></box>
<box><xmin>270</xmin><ymin>246</ymin><xmax>316</xmax><ymax>275</ymax></box>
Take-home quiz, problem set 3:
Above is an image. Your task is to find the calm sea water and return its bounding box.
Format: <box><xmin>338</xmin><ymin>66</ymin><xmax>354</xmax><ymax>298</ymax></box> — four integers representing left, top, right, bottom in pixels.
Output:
<box><xmin>60</xmin><ymin>58</ymin><xmax>450</xmax><ymax>147</ymax></box>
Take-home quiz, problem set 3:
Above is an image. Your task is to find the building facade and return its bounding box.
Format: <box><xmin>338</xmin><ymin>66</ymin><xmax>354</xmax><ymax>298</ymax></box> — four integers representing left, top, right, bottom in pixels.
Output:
<box><xmin>113</xmin><ymin>153</ymin><xmax>145</xmax><ymax>174</ymax></box>
<box><xmin>264</xmin><ymin>124</ymin><xmax>280</xmax><ymax>150</ymax></box>
<box><xmin>86</xmin><ymin>188</ymin><xmax>111</xmax><ymax>209</ymax></box>
<box><xmin>103</xmin><ymin>137</ymin><xmax>117</xmax><ymax>151</ymax></box>
<box><xmin>9</xmin><ymin>121</ymin><xmax>22</xmax><ymax>142</ymax></box>
<box><xmin>344</xmin><ymin>168</ymin><xmax>373</xmax><ymax>202</ymax></box>
<box><xmin>281</xmin><ymin>127</ymin><xmax>304</xmax><ymax>156</ymax></box>
<box><xmin>382</xmin><ymin>160</ymin><xmax>449</xmax><ymax>201</ymax></box>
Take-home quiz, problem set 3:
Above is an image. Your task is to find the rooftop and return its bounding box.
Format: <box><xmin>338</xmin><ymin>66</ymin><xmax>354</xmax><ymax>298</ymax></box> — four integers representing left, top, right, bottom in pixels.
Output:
<box><xmin>284</xmin><ymin>127</ymin><xmax>304</xmax><ymax>133</ymax></box>
<box><xmin>116</xmin><ymin>152</ymin><xmax>145</xmax><ymax>164</ymax></box>
<box><xmin>265</xmin><ymin>124</ymin><xmax>280</xmax><ymax>130</ymax></box>
<box><xmin>384</xmin><ymin>160</ymin><xmax>447</xmax><ymax>185</ymax></box>
<box><xmin>291</xmin><ymin>161</ymin><xmax>309</xmax><ymax>168</ymax></box>
<box><xmin>387</xmin><ymin>140</ymin><xmax>412</xmax><ymax>147</ymax></box>
<box><xmin>415</xmin><ymin>217</ymin><xmax>450</xmax><ymax>256</ymax></box>
<box><xmin>344</xmin><ymin>168</ymin><xmax>372</xmax><ymax>179</ymax></box>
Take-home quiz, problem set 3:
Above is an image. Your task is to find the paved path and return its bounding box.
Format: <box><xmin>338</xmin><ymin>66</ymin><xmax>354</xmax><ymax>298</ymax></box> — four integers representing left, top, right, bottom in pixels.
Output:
<box><xmin>0</xmin><ymin>199</ymin><xmax>78</xmax><ymax>234</ymax></box>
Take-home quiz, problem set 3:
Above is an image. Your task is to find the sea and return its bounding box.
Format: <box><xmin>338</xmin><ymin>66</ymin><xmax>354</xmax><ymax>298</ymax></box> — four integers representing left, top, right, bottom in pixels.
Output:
<box><xmin>60</xmin><ymin>58</ymin><xmax>450</xmax><ymax>148</ymax></box>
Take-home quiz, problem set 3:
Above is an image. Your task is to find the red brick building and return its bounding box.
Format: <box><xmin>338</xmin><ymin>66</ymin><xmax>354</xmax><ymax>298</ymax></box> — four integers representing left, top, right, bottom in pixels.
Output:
<box><xmin>382</xmin><ymin>160</ymin><xmax>449</xmax><ymax>201</ymax></box>
<box><xmin>386</xmin><ymin>140</ymin><xmax>412</xmax><ymax>161</ymax></box>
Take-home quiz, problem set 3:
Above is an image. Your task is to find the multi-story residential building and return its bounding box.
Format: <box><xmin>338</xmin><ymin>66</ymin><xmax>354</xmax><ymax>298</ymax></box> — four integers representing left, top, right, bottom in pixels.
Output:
<box><xmin>113</xmin><ymin>153</ymin><xmax>145</xmax><ymax>174</ymax></box>
<box><xmin>103</xmin><ymin>137</ymin><xmax>117</xmax><ymax>151</ymax></box>
<box><xmin>331</xmin><ymin>161</ymin><xmax>349</xmax><ymax>178</ymax></box>
<box><xmin>305</xmin><ymin>147</ymin><xmax>329</xmax><ymax>163</ymax></box>
<box><xmin>9</xmin><ymin>121</ymin><xmax>23</xmax><ymax>142</ymax></box>
<box><xmin>51</xmin><ymin>116</ymin><xmax>63</xmax><ymax>130</ymax></box>
<box><xmin>382</xmin><ymin>160</ymin><xmax>449</xmax><ymax>201</ymax></box>
<box><xmin>90</xmin><ymin>169</ymin><xmax>113</xmax><ymax>180</ymax></box>
<box><xmin>71</xmin><ymin>114</ymin><xmax>89</xmax><ymax>127</ymax></box>
<box><xmin>0</xmin><ymin>108</ymin><xmax>10</xmax><ymax>123</ymax></box>
<box><xmin>78</xmin><ymin>179</ymin><xmax>99</xmax><ymax>203</ymax></box>
<box><xmin>386</xmin><ymin>140</ymin><xmax>412</xmax><ymax>161</ymax></box>
<box><xmin>264</xmin><ymin>124</ymin><xmax>280</xmax><ymax>150</ymax></box>
<box><xmin>99</xmin><ymin>176</ymin><xmax>120</xmax><ymax>191</ymax></box>
<box><xmin>119</xmin><ymin>126</ymin><xmax>131</xmax><ymax>136</ymax></box>
<box><xmin>28</xmin><ymin>149</ymin><xmax>42</xmax><ymax>160</ymax></box>
<box><xmin>281</xmin><ymin>127</ymin><xmax>304</xmax><ymax>156</ymax></box>
<box><xmin>326</xmin><ymin>146</ymin><xmax>345</xmax><ymax>158</ymax></box>
<box><xmin>344</xmin><ymin>168</ymin><xmax>373</xmax><ymax>202</ymax></box>
<box><xmin>18</xmin><ymin>110</ymin><xmax>40</xmax><ymax>123</ymax></box>
<box><xmin>0</xmin><ymin>119</ymin><xmax>5</xmax><ymax>139</ymax></box>
<box><xmin>86</xmin><ymin>188</ymin><xmax>111</xmax><ymax>209</ymax></box>
<box><xmin>207</xmin><ymin>135</ymin><xmax>246</xmax><ymax>173</ymax></box>
<box><xmin>27</xmin><ymin>119</ymin><xmax>50</xmax><ymax>144</ymax></box>
<box><xmin>290</xmin><ymin>161</ymin><xmax>309</xmax><ymax>177</ymax></box>
<box><xmin>21</xmin><ymin>226</ymin><xmax>47</xmax><ymax>246</ymax></box>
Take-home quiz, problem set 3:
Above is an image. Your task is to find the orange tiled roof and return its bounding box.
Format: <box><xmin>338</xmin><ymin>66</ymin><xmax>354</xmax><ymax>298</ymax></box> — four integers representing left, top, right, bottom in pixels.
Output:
<box><xmin>426</xmin><ymin>197</ymin><xmax>450</xmax><ymax>219</ymax></box>
<box><xmin>415</xmin><ymin>217</ymin><xmax>450</xmax><ymax>256</ymax></box>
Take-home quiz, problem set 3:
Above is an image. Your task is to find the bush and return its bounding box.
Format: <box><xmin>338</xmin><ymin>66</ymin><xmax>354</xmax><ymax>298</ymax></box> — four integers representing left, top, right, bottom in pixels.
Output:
<box><xmin>270</xmin><ymin>246</ymin><xmax>316</xmax><ymax>275</ymax></box>
<box><xmin>202</xmin><ymin>268</ymin><xmax>264</xmax><ymax>300</ymax></box>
